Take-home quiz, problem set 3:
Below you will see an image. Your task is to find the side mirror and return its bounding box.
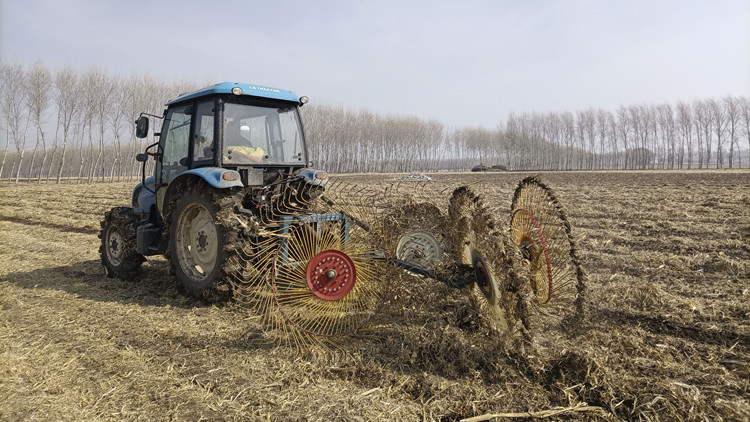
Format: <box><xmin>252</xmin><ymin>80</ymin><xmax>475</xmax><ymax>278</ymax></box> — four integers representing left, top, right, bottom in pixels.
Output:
<box><xmin>135</xmin><ymin>153</ymin><xmax>149</xmax><ymax>162</ymax></box>
<box><xmin>135</xmin><ymin>116</ymin><xmax>149</xmax><ymax>139</ymax></box>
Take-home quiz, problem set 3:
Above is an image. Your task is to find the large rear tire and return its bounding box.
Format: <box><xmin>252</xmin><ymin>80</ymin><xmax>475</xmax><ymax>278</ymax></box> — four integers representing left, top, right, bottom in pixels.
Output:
<box><xmin>169</xmin><ymin>186</ymin><xmax>237</xmax><ymax>298</ymax></box>
<box><xmin>99</xmin><ymin>207</ymin><xmax>145</xmax><ymax>280</ymax></box>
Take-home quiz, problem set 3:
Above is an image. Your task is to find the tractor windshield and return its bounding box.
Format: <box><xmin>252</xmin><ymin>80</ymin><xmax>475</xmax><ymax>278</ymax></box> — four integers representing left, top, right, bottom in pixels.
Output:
<box><xmin>222</xmin><ymin>102</ymin><xmax>306</xmax><ymax>166</ymax></box>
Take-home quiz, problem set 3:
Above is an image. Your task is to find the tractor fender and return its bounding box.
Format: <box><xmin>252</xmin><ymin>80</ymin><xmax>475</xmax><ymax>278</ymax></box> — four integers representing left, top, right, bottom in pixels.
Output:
<box><xmin>159</xmin><ymin>168</ymin><xmax>243</xmax><ymax>218</ymax></box>
<box><xmin>298</xmin><ymin>169</ymin><xmax>329</xmax><ymax>186</ymax></box>
<box><xmin>132</xmin><ymin>176</ymin><xmax>156</xmax><ymax>214</ymax></box>
<box><xmin>179</xmin><ymin>167</ymin><xmax>244</xmax><ymax>189</ymax></box>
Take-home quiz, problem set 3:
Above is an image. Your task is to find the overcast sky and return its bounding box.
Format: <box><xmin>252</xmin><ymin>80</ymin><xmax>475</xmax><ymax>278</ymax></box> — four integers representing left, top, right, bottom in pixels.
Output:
<box><xmin>1</xmin><ymin>0</ymin><xmax>748</xmax><ymax>128</ymax></box>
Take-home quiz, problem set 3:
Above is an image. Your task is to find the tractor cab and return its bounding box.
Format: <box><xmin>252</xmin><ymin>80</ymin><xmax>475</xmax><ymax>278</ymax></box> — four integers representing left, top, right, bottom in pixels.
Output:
<box><xmin>137</xmin><ymin>82</ymin><xmax>310</xmax><ymax>188</ymax></box>
<box><xmin>134</xmin><ymin>82</ymin><xmax>318</xmax><ymax>220</ymax></box>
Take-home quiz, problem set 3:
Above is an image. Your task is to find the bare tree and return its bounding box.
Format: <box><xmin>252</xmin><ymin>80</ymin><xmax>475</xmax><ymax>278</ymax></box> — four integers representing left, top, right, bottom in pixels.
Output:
<box><xmin>559</xmin><ymin>111</ymin><xmax>575</xmax><ymax>170</ymax></box>
<box><xmin>615</xmin><ymin>106</ymin><xmax>630</xmax><ymax>169</ymax></box>
<box><xmin>125</xmin><ymin>75</ymin><xmax>156</xmax><ymax>179</ymax></box>
<box><xmin>722</xmin><ymin>95</ymin><xmax>741</xmax><ymax>168</ymax></box>
<box><xmin>25</xmin><ymin>62</ymin><xmax>53</xmax><ymax>183</ymax></box>
<box><xmin>3</xmin><ymin>65</ymin><xmax>30</xmax><ymax>182</ymax></box>
<box><xmin>693</xmin><ymin>100</ymin><xmax>712</xmax><ymax>168</ymax></box>
<box><xmin>595</xmin><ymin>109</ymin><xmax>611</xmax><ymax>169</ymax></box>
<box><xmin>656</xmin><ymin>104</ymin><xmax>676</xmax><ymax>169</ymax></box>
<box><xmin>606</xmin><ymin>110</ymin><xmax>620</xmax><ymax>169</ymax></box>
<box><xmin>108</xmin><ymin>76</ymin><xmax>131</xmax><ymax>181</ymax></box>
<box><xmin>708</xmin><ymin>98</ymin><xmax>728</xmax><ymax>168</ymax></box>
<box><xmin>0</xmin><ymin>69</ymin><xmax>5</xmax><ymax>178</ymax></box>
<box><xmin>740</xmin><ymin>96</ymin><xmax>750</xmax><ymax>168</ymax></box>
<box><xmin>0</xmin><ymin>64</ymin><xmax>19</xmax><ymax>179</ymax></box>
<box><xmin>92</xmin><ymin>71</ymin><xmax>114</xmax><ymax>181</ymax></box>
<box><xmin>642</xmin><ymin>105</ymin><xmax>657</xmax><ymax>169</ymax></box>
<box><xmin>77</xmin><ymin>71</ymin><xmax>95</xmax><ymax>183</ymax></box>
<box><xmin>52</xmin><ymin>68</ymin><xmax>79</xmax><ymax>183</ymax></box>
<box><xmin>576</xmin><ymin>109</ymin><xmax>595</xmax><ymax>170</ymax></box>
<box><xmin>676</xmin><ymin>101</ymin><xmax>693</xmax><ymax>169</ymax></box>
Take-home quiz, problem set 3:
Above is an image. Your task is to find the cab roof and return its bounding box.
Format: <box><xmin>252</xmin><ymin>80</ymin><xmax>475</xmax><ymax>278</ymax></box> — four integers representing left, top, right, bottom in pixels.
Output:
<box><xmin>166</xmin><ymin>82</ymin><xmax>302</xmax><ymax>106</ymax></box>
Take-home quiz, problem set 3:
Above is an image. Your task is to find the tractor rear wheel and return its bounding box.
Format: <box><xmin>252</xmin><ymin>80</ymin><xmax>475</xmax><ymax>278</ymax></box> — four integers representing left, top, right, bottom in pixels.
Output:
<box><xmin>169</xmin><ymin>187</ymin><xmax>236</xmax><ymax>298</ymax></box>
<box><xmin>99</xmin><ymin>207</ymin><xmax>145</xmax><ymax>280</ymax></box>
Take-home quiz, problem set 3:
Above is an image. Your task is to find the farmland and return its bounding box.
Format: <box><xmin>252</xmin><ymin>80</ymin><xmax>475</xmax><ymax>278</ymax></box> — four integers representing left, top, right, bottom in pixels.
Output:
<box><xmin>1</xmin><ymin>170</ymin><xmax>748</xmax><ymax>421</ymax></box>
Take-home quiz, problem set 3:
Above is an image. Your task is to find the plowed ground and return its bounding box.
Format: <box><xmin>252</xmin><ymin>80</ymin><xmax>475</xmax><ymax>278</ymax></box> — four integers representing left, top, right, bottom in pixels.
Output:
<box><xmin>1</xmin><ymin>170</ymin><xmax>748</xmax><ymax>421</ymax></box>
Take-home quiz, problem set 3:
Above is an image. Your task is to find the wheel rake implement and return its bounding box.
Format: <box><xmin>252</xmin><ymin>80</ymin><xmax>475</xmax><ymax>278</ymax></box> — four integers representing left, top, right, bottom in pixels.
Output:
<box><xmin>177</xmin><ymin>176</ymin><xmax>585</xmax><ymax>353</ymax></box>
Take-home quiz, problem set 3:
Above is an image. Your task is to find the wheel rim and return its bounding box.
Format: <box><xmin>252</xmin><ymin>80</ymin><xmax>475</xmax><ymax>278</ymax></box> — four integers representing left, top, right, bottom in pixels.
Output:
<box><xmin>306</xmin><ymin>249</ymin><xmax>357</xmax><ymax>300</ymax></box>
<box><xmin>396</xmin><ymin>230</ymin><xmax>442</xmax><ymax>271</ymax></box>
<box><xmin>106</xmin><ymin>226</ymin><xmax>124</xmax><ymax>266</ymax></box>
<box><xmin>472</xmin><ymin>252</ymin><xmax>495</xmax><ymax>301</ymax></box>
<box><xmin>175</xmin><ymin>202</ymin><xmax>218</xmax><ymax>280</ymax></box>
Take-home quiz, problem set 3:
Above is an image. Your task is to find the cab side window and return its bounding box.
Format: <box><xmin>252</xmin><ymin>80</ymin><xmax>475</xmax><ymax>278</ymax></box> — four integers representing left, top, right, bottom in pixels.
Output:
<box><xmin>193</xmin><ymin>101</ymin><xmax>214</xmax><ymax>165</ymax></box>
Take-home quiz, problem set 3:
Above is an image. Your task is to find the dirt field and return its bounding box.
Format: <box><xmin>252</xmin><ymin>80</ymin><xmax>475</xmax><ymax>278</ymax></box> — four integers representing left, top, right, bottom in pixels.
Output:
<box><xmin>1</xmin><ymin>170</ymin><xmax>748</xmax><ymax>421</ymax></box>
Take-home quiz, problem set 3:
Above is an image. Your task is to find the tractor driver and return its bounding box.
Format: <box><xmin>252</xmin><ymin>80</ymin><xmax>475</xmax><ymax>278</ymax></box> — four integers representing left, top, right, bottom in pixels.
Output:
<box><xmin>223</xmin><ymin>106</ymin><xmax>267</xmax><ymax>164</ymax></box>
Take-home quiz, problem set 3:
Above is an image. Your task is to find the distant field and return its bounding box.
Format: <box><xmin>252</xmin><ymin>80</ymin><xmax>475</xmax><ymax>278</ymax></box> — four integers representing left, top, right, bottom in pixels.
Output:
<box><xmin>1</xmin><ymin>170</ymin><xmax>748</xmax><ymax>421</ymax></box>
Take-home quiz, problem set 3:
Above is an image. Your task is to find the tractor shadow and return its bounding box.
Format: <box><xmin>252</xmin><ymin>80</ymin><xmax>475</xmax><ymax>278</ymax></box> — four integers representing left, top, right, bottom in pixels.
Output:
<box><xmin>1</xmin><ymin>258</ymin><xmax>202</xmax><ymax>309</ymax></box>
<box><xmin>2</xmin><ymin>258</ymin><xmax>292</xmax><ymax>353</ymax></box>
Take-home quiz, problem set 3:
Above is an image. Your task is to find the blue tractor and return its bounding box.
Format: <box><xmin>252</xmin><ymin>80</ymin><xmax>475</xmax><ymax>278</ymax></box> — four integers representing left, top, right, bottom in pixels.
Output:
<box><xmin>100</xmin><ymin>82</ymin><xmax>329</xmax><ymax>298</ymax></box>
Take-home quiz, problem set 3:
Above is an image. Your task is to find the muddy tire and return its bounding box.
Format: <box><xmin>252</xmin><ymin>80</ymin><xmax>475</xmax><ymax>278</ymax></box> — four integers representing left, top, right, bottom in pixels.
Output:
<box><xmin>168</xmin><ymin>184</ymin><xmax>242</xmax><ymax>298</ymax></box>
<box><xmin>99</xmin><ymin>207</ymin><xmax>145</xmax><ymax>280</ymax></box>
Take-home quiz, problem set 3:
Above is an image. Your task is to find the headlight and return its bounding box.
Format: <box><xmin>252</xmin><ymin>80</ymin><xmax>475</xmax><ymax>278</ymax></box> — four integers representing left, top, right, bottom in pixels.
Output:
<box><xmin>222</xmin><ymin>171</ymin><xmax>240</xmax><ymax>181</ymax></box>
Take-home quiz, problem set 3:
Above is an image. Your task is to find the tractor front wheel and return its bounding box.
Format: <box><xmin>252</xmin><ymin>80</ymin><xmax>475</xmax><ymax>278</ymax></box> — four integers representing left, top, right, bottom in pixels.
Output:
<box><xmin>99</xmin><ymin>207</ymin><xmax>145</xmax><ymax>280</ymax></box>
<box><xmin>170</xmin><ymin>189</ymin><xmax>229</xmax><ymax>298</ymax></box>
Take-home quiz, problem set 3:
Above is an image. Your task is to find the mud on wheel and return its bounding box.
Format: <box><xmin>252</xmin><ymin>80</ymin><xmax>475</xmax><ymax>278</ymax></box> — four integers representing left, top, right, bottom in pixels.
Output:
<box><xmin>100</xmin><ymin>207</ymin><xmax>145</xmax><ymax>280</ymax></box>
<box><xmin>166</xmin><ymin>182</ymin><xmax>244</xmax><ymax>299</ymax></box>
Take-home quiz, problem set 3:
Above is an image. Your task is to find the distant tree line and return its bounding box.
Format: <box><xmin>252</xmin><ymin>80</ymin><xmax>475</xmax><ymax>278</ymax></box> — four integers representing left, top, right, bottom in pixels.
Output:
<box><xmin>1</xmin><ymin>61</ymin><xmax>748</xmax><ymax>182</ymax></box>
<box><xmin>0</xmin><ymin>62</ymin><xmax>198</xmax><ymax>183</ymax></box>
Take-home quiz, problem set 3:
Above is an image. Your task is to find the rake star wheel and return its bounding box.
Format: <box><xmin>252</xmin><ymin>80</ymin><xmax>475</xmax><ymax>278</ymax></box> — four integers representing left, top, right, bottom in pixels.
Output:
<box><xmin>447</xmin><ymin>187</ymin><xmax>521</xmax><ymax>334</ymax></box>
<box><xmin>509</xmin><ymin>176</ymin><xmax>585</xmax><ymax>333</ymax></box>
<box><xmin>270</xmin><ymin>216</ymin><xmax>394</xmax><ymax>343</ymax></box>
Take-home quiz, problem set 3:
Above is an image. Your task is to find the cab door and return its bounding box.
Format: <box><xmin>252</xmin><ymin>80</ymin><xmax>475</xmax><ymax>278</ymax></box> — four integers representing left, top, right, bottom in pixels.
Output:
<box><xmin>156</xmin><ymin>105</ymin><xmax>192</xmax><ymax>186</ymax></box>
<box><xmin>155</xmin><ymin>105</ymin><xmax>192</xmax><ymax>214</ymax></box>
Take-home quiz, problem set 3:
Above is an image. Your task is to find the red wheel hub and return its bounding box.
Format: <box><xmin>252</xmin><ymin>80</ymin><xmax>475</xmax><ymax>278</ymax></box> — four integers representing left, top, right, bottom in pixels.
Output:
<box><xmin>513</xmin><ymin>208</ymin><xmax>553</xmax><ymax>304</ymax></box>
<box><xmin>306</xmin><ymin>249</ymin><xmax>357</xmax><ymax>301</ymax></box>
